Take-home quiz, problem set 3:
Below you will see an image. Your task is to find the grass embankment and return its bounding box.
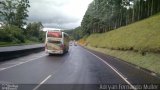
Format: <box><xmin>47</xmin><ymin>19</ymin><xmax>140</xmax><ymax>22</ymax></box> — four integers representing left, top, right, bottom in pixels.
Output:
<box><xmin>79</xmin><ymin>13</ymin><xmax>160</xmax><ymax>75</ymax></box>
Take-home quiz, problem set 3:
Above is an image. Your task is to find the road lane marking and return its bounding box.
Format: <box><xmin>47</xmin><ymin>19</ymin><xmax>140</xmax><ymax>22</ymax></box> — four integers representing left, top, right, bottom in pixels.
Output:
<box><xmin>0</xmin><ymin>55</ymin><xmax>46</xmax><ymax>71</ymax></box>
<box><xmin>86</xmin><ymin>50</ymin><xmax>137</xmax><ymax>90</ymax></box>
<box><xmin>33</xmin><ymin>75</ymin><xmax>52</xmax><ymax>90</ymax></box>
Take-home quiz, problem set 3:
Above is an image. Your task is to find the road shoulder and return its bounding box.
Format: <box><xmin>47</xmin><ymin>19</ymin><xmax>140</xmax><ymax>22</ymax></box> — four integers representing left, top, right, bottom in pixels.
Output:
<box><xmin>82</xmin><ymin>46</ymin><xmax>160</xmax><ymax>84</ymax></box>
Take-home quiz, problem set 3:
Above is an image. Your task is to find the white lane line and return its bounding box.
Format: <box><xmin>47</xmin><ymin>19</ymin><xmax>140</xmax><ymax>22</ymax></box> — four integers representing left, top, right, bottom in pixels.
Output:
<box><xmin>0</xmin><ymin>55</ymin><xmax>46</xmax><ymax>71</ymax></box>
<box><xmin>86</xmin><ymin>50</ymin><xmax>137</xmax><ymax>90</ymax></box>
<box><xmin>33</xmin><ymin>75</ymin><xmax>52</xmax><ymax>90</ymax></box>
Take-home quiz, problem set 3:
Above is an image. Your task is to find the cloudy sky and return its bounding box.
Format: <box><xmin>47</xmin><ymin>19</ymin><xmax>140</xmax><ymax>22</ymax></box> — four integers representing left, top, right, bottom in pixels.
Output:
<box><xmin>27</xmin><ymin>0</ymin><xmax>93</xmax><ymax>29</ymax></box>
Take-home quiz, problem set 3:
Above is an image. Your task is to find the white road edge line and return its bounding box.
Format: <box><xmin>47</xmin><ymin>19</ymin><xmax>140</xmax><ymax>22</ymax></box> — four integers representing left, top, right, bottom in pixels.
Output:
<box><xmin>86</xmin><ymin>50</ymin><xmax>137</xmax><ymax>90</ymax></box>
<box><xmin>0</xmin><ymin>55</ymin><xmax>46</xmax><ymax>71</ymax></box>
<box><xmin>33</xmin><ymin>75</ymin><xmax>52</xmax><ymax>90</ymax></box>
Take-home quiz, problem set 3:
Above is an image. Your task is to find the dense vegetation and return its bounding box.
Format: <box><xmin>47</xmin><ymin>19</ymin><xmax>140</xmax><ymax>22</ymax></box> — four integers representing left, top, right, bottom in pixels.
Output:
<box><xmin>83</xmin><ymin>13</ymin><xmax>160</xmax><ymax>74</ymax></box>
<box><xmin>86</xmin><ymin>13</ymin><xmax>160</xmax><ymax>53</ymax></box>
<box><xmin>64</xmin><ymin>26</ymin><xmax>84</xmax><ymax>40</ymax></box>
<box><xmin>81</xmin><ymin>0</ymin><xmax>160</xmax><ymax>35</ymax></box>
<box><xmin>76</xmin><ymin>0</ymin><xmax>160</xmax><ymax>74</ymax></box>
<box><xmin>79</xmin><ymin>13</ymin><xmax>160</xmax><ymax>74</ymax></box>
<box><xmin>0</xmin><ymin>0</ymin><xmax>45</xmax><ymax>46</ymax></box>
<box><xmin>77</xmin><ymin>0</ymin><xmax>160</xmax><ymax>53</ymax></box>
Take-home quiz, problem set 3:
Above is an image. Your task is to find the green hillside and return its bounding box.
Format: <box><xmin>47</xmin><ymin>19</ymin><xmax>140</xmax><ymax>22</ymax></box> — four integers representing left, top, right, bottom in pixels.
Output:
<box><xmin>86</xmin><ymin>13</ymin><xmax>160</xmax><ymax>53</ymax></box>
<box><xmin>82</xmin><ymin>13</ymin><xmax>160</xmax><ymax>75</ymax></box>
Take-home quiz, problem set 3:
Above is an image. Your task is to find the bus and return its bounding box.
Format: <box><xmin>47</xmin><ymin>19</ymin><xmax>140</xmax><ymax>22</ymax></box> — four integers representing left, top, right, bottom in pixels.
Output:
<box><xmin>45</xmin><ymin>30</ymin><xmax>69</xmax><ymax>55</ymax></box>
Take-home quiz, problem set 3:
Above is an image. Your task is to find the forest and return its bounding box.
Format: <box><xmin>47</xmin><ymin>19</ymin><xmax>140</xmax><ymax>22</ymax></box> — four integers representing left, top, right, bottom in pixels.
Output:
<box><xmin>80</xmin><ymin>0</ymin><xmax>160</xmax><ymax>36</ymax></box>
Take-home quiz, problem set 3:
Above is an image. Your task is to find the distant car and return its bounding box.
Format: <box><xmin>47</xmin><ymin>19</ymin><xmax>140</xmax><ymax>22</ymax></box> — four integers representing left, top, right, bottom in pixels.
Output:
<box><xmin>74</xmin><ymin>42</ymin><xmax>77</xmax><ymax>46</ymax></box>
<box><xmin>69</xmin><ymin>42</ymin><xmax>72</xmax><ymax>46</ymax></box>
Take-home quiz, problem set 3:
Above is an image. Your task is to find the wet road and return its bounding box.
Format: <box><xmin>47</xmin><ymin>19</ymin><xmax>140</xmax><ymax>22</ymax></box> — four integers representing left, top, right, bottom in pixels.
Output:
<box><xmin>0</xmin><ymin>45</ymin><xmax>159</xmax><ymax>90</ymax></box>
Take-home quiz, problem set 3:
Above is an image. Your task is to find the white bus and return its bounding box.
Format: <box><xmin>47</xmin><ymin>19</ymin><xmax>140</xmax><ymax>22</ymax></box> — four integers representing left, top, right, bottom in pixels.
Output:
<box><xmin>45</xmin><ymin>30</ymin><xmax>69</xmax><ymax>55</ymax></box>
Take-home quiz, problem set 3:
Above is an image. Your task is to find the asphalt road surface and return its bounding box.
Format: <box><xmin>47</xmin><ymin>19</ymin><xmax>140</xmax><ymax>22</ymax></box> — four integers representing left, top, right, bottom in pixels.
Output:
<box><xmin>0</xmin><ymin>45</ymin><xmax>159</xmax><ymax>90</ymax></box>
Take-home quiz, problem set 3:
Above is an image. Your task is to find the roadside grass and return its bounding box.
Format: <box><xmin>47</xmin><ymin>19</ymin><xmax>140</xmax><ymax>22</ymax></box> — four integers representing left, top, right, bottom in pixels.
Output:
<box><xmin>78</xmin><ymin>13</ymin><xmax>160</xmax><ymax>75</ymax></box>
<box><xmin>86</xmin><ymin>13</ymin><xmax>160</xmax><ymax>53</ymax></box>
<box><xmin>86</xmin><ymin>45</ymin><xmax>160</xmax><ymax>75</ymax></box>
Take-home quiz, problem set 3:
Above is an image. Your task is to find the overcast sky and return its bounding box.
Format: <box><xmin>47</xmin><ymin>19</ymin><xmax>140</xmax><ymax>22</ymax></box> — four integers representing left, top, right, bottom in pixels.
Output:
<box><xmin>27</xmin><ymin>0</ymin><xmax>93</xmax><ymax>29</ymax></box>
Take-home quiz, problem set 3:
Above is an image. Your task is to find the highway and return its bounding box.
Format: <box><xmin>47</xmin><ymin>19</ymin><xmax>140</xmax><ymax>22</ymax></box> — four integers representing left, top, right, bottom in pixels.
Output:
<box><xmin>0</xmin><ymin>45</ymin><xmax>159</xmax><ymax>90</ymax></box>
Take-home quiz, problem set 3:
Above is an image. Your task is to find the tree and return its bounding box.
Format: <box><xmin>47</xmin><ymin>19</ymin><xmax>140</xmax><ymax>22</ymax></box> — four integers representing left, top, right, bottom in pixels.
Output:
<box><xmin>26</xmin><ymin>22</ymin><xmax>44</xmax><ymax>42</ymax></box>
<box><xmin>81</xmin><ymin>0</ymin><xmax>160</xmax><ymax>36</ymax></box>
<box><xmin>14</xmin><ymin>0</ymin><xmax>30</xmax><ymax>28</ymax></box>
<box><xmin>0</xmin><ymin>0</ymin><xmax>30</xmax><ymax>28</ymax></box>
<box><xmin>0</xmin><ymin>0</ymin><xmax>17</xmax><ymax>25</ymax></box>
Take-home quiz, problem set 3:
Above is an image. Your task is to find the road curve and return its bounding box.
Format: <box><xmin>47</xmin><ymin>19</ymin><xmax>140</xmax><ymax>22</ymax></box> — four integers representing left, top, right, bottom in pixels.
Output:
<box><xmin>0</xmin><ymin>45</ymin><xmax>159</xmax><ymax>90</ymax></box>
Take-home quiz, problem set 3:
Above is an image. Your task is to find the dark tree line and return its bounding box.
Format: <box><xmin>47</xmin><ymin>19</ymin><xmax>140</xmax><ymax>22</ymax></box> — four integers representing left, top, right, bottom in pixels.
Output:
<box><xmin>81</xmin><ymin>0</ymin><xmax>160</xmax><ymax>35</ymax></box>
<box><xmin>64</xmin><ymin>26</ymin><xmax>83</xmax><ymax>40</ymax></box>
